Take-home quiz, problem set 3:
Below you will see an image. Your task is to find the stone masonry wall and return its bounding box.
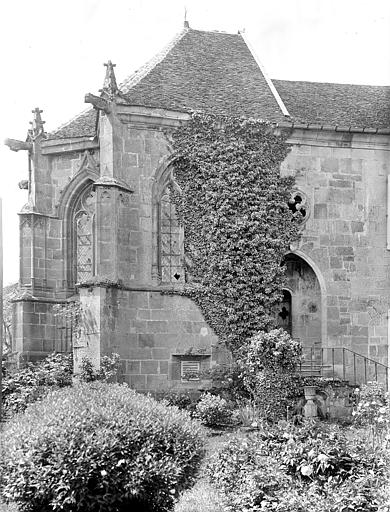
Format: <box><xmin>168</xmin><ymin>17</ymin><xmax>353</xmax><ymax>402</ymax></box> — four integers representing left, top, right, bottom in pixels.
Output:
<box><xmin>281</xmin><ymin>129</ymin><xmax>390</xmax><ymax>374</ymax></box>
<box><xmin>12</xmin><ymin>299</ymin><xmax>70</xmax><ymax>363</ymax></box>
<box><xmin>78</xmin><ymin>286</ymin><xmax>225</xmax><ymax>391</ymax></box>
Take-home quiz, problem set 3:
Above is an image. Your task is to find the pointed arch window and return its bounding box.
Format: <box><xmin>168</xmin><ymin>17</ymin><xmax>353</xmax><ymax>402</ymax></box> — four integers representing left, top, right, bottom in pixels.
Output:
<box><xmin>157</xmin><ymin>182</ymin><xmax>184</xmax><ymax>284</ymax></box>
<box><xmin>73</xmin><ymin>185</ymin><xmax>96</xmax><ymax>282</ymax></box>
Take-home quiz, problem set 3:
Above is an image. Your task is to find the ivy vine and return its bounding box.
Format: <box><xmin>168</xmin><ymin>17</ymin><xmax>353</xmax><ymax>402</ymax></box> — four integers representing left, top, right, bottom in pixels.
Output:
<box><xmin>169</xmin><ymin>113</ymin><xmax>301</xmax><ymax>353</ymax></box>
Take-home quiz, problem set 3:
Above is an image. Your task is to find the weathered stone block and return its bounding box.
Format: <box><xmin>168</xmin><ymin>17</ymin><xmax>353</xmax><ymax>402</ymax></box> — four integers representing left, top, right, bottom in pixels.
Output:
<box><xmin>335</xmin><ymin>247</ymin><xmax>354</xmax><ymax>256</ymax></box>
<box><xmin>329</xmin><ymin>180</ymin><xmax>353</xmax><ymax>188</ymax></box>
<box><xmin>351</xmin><ymin>221</ymin><xmax>364</xmax><ymax>233</ymax></box>
<box><xmin>127</xmin><ymin>348</ymin><xmax>153</xmax><ymax>360</ymax></box>
<box><xmin>159</xmin><ymin>361</ymin><xmax>169</xmax><ymax>374</ymax></box>
<box><xmin>146</xmin><ymin>375</ymin><xmax>168</xmax><ymax>389</ymax></box>
<box><xmin>334</xmin><ymin>270</ymin><xmax>349</xmax><ymax>281</ymax></box>
<box><xmin>314</xmin><ymin>204</ymin><xmax>327</xmax><ymax>219</ymax></box>
<box><xmin>126</xmin><ymin>361</ymin><xmax>141</xmax><ymax>374</ymax></box>
<box><xmin>330</xmin><ymin>257</ymin><xmax>343</xmax><ymax>269</ymax></box>
<box><xmin>147</xmin><ymin>321</ymin><xmax>169</xmax><ymax>333</ymax></box>
<box><xmin>128</xmin><ymin>374</ymin><xmax>147</xmax><ymax>389</ymax></box>
<box><xmin>322</xmin><ymin>158</ymin><xmax>339</xmax><ymax>173</ymax></box>
<box><xmin>141</xmin><ymin>360</ymin><xmax>159</xmax><ymax>374</ymax></box>
<box><xmin>138</xmin><ymin>333</ymin><xmax>155</xmax><ymax>348</ymax></box>
<box><xmin>152</xmin><ymin>348</ymin><xmax>171</xmax><ymax>359</ymax></box>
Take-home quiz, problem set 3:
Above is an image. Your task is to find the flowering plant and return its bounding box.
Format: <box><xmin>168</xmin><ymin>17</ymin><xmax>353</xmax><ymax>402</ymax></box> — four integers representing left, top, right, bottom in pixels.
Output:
<box><xmin>352</xmin><ymin>382</ymin><xmax>389</xmax><ymax>447</ymax></box>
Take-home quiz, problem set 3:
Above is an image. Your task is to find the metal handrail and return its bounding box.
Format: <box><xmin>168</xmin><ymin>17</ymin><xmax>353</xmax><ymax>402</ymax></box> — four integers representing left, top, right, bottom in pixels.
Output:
<box><xmin>300</xmin><ymin>346</ymin><xmax>389</xmax><ymax>391</ymax></box>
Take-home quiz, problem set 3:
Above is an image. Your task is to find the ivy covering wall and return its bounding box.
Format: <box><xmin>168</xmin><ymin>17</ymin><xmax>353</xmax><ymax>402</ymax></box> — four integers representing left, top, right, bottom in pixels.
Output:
<box><xmin>169</xmin><ymin>113</ymin><xmax>301</xmax><ymax>352</ymax></box>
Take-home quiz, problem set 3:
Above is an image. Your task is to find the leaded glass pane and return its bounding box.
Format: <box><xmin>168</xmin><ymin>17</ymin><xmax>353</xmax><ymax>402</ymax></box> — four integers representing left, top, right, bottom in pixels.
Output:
<box><xmin>74</xmin><ymin>186</ymin><xmax>96</xmax><ymax>283</ymax></box>
<box><xmin>159</xmin><ymin>186</ymin><xmax>184</xmax><ymax>283</ymax></box>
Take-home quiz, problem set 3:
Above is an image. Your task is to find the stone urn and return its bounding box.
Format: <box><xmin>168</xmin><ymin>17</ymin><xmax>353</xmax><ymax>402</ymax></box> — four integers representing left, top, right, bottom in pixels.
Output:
<box><xmin>303</xmin><ymin>385</ymin><xmax>318</xmax><ymax>418</ymax></box>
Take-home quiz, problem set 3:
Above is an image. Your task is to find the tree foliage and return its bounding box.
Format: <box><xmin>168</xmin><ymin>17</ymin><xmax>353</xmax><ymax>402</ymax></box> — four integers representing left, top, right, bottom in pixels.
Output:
<box><xmin>169</xmin><ymin>113</ymin><xmax>301</xmax><ymax>351</ymax></box>
<box><xmin>2</xmin><ymin>283</ymin><xmax>18</xmax><ymax>354</ymax></box>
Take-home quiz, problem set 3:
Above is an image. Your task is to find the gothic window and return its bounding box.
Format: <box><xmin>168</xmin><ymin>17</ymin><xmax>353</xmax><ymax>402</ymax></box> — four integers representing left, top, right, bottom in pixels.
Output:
<box><xmin>158</xmin><ymin>184</ymin><xmax>184</xmax><ymax>284</ymax></box>
<box><xmin>73</xmin><ymin>186</ymin><xmax>96</xmax><ymax>283</ymax></box>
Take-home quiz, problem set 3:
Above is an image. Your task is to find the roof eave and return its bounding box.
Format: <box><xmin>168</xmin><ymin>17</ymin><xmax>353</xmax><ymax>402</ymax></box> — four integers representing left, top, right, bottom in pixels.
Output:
<box><xmin>276</xmin><ymin>120</ymin><xmax>390</xmax><ymax>134</ymax></box>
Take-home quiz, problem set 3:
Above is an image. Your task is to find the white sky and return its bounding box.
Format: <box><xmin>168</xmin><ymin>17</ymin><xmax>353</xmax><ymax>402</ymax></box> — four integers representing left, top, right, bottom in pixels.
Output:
<box><xmin>0</xmin><ymin>0</ymin><xmax>389</xmax><ymax>285</ymax></box>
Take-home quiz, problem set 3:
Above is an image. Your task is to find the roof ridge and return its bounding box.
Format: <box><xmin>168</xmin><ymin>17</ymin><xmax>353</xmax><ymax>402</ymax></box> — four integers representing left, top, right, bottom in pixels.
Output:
<box><xmin>240</xmin><ymin>32</ymin><xmax>290</xmax><ymax>118</ymax></box>
<box><xmin>119</xmin><ymin>27</ymin><xmax>189</xmax><ymax>93</ymax></box>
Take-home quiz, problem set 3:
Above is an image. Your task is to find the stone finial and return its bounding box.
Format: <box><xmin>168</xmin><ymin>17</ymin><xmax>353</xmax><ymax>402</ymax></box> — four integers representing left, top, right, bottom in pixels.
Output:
<box><xmin>184</xmin><ymin>7</ymin><xmax>189</xmax><ymax>28</ymax></box>
<box><xmin>100</xmin><ymin>60</ymin><xmax>119</xmax><ymax>99</ymax></box>
<box><xmin>29</xmin><ymin>108</ymin><xmax>46</xmax><ymax>139</ymax></box>
<box><xmin>18</xmin><ymin>180</ymin><xmax>29</xmax><ymax>190</ymax></box>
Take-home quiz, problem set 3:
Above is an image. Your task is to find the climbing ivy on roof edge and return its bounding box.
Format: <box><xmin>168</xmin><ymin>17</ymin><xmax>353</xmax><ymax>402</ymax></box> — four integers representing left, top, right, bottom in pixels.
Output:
<box><xmin>169</xmin><ymin>112</ymin><xmax>302</xmax><ymax>353</ymax></box>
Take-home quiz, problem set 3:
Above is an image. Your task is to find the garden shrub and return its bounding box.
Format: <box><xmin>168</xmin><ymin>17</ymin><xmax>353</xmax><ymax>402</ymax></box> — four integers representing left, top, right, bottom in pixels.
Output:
<box><xmin>280</xmin><ymin>428</ymin><xmax>356</xmax><ymax>484</ymax></box>
<box><xmin>195</xmin><ymin>393</ymin><xmax>233</xmax><ymax>427</ymax></box>
<box><xmin>237</xmin><ymin>329</ymin><xmax>303</xmax><ymax>421</ymax></box>
<box><xmin>352</xmin><ymin>382</ymin><xmax>389</xmax><ymax>445</ymax></box>
<box><xmin>157</xmin><ymin>390</ymin><xmax>199</xmax><ymax>416</ymax></box>
<box><xmin>0</xmin><ymin>382</ymin><xmax>205</xmax><ymax>512</ymax></box>
<box><xmin>1</xmin><ymin>352</ymin><xmax>73</xmax><ymax>417</ymax></box>
<box><xmin>206</xmin><ymin>433</ymin><xmax>291</xmax><ymax>511</ymax></box>
<box><xmin>79</xmin><ymin>353</ymin><xmax>121</xmax><ymax>382</ymax></box>
<box><xmin>207</xmin><ymin>421</ymin><xmax>390</xmax><ymax>512</ymax></box>
<box><xmin>203</xmin><ymin>361</ymin><xmax>250</xmax><ymax>402</ymax></box>
<box><xmin>1</xmin><ymin>352</ymin><xmax>122</xmax><ymax>419</ymax></box>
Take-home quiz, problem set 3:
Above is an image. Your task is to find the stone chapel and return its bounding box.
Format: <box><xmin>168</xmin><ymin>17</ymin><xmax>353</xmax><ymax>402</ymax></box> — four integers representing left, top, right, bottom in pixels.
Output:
<box><xmin>5</xmin><ymin>23</ymin><xmax>390</xmax><ymax>390</ymax></box>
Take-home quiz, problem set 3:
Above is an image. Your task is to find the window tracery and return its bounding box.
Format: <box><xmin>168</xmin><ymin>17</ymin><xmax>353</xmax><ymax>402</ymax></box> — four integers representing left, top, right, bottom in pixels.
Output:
<box><xmin>73</xmin><ymin>185</ymin><xmax>96</xmax><ymax>282</ymax></box>
<box><xmin>288</xmin><ymin>190</ymin><xmax>309</xmax><ymax>225</ymax></box>
<box><xmin>157</xmin><ymin>181</ymin><xmax>184</xmax><ymax>284</ymax></box>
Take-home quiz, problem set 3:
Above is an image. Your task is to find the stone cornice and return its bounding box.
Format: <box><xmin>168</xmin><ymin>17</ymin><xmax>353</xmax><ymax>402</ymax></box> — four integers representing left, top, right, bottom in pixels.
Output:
<box><xmin>117</xmin><ymin>105</ymin><xmax>191</xmax><ymax>129</ymax></box>
<box><xmin>41</xmin><ymin>137</ymin><xmax>99</xmax><ymax>155</ymax></box>
<box><xmin>280</xmin><ymin>126</ymin><xmax>390</xmax><ymax>151</ymax></box>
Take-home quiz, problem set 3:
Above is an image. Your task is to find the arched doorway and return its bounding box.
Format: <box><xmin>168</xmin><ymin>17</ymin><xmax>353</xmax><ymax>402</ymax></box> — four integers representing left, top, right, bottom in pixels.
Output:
<box><xmin>281</xmin><ymin>253</ymin><xmax>322</xmax><ymax>349</ymax></box>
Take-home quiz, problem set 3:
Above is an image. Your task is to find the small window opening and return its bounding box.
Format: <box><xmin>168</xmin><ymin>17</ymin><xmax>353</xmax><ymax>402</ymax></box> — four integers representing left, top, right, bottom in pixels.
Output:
<box><xmin>181</xmin><ymin>361</ymin><xmax>200</xmax><ymax>381</ymax></box>
<box><xmin>288</xmin><ymin>194</ymin><xmax>306</xmax><ymax>218</ymax></box>
<box><xmin>277</xmin><ymin>290</ymin><xmax>292</xmax><ymax>334</ymax></box>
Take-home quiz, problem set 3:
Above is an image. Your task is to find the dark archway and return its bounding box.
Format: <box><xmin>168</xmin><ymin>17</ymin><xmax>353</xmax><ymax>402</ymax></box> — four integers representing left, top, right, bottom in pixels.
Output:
<box><xmin>283</xmin><ymin>253</ymin><xmax>322</xmax><ymax>349</ymax></box>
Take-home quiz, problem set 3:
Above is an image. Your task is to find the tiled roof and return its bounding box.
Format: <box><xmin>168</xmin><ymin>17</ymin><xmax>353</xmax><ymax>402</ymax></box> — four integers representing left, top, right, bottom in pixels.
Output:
<box><xmin>48</xmin><ymin>28</ymin><xmax>286</xmax><ymax>140</ymax></box>
<box><xmin>120</xmin><ymin>29</ymin><xmax>286</xmax><ymax>120</ymax></box>
<box><xmin>48</xmin><ymin>108</ymin><xmax>97</xmax><ymax>140</ymax></box>
<box><xmin>273</xmin><ymin>79</ymin><xmax>390</xmax><ymax>129</ymax></box>
<box><xmin>48</xmin><ymin>29</ymin><xmax>390</xmax><ymax>141</ymax></box>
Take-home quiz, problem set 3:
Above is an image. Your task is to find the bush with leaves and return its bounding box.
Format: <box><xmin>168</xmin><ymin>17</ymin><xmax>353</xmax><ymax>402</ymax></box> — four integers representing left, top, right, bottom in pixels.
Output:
<box><xmin>0</xmin><ymin>382</ymin><xmax>205</xmax><ymax>512</ymax></box>
<box><xmin>207</xmin><ymin>421</ymin><xmax>389</xmax><ymax>512</ymax></box>
<box><xmin>352</xmin><ymin>382</ymin><xmax>389</xmax><ymax>446</ymax></box>
<box><xmin>206</xmin><ymin>432</ymin><xmax>291</xmax><ymax>511</ymax></box>
<box><xmin>202</xmin><ymin>361</ymin><xmax>250</xmax><ymax>402</ymax></box>
<box><xmin>79</xmin><ymin>353</ymin><xmax>121</xmax><ymax>382</ymax></box>
<box><xmin>1</xmin><ymin>353</ymin><xmax>73</xmax><ymax>417</ymax></box>
<box><xmin>157</xmin><ymin>390</ymin><xmax>200</xmax><ymax>416</ymax></box>
<box><xmin>195</xmin><ymin>393</ymin><xmax>234</xmax><ymax>427</ymax></box>
<box><xmin>236</xmin><ymin>329</ymin><xmax>303</xmax><ymax>421</ymax></box>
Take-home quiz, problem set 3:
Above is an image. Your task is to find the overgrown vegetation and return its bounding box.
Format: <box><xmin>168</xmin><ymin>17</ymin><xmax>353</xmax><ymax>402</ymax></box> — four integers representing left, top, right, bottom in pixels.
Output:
<box><xmin>1</xmin><ymin>353</ymin><xmax>73</xmax><ymax>417</ymax></box>
<box><xmin>0</xmin><ymin>383</ymin><xmax>205</xmax><ymax>512</ymax></box>
<box><xmin>2</xmin><ymin>283</ymin><xmax>18</xmax><ymax>355</ymax></box>
<box><xmin>169</xmin><ymin>113</ymin><xmax>301</xmax><ymax>352</ymax></box>
<box><xmin>1</xmin><ymin>352</ymin><xmax>121</xmax><ymax>418</ymax></box>
<box><xmin>195</xmin><ymin>393</ymin><xmax>234</xmax><ymax>427</ymax></box>
<box><xmin>206</xmin><ymin>419</ymin><xmax>390</xmax><ymax>512</ymax></box>
<box><xmin>237</xmin><ymin>328</ymin><xmax>302</xmax><ymax>421</ymax></box>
